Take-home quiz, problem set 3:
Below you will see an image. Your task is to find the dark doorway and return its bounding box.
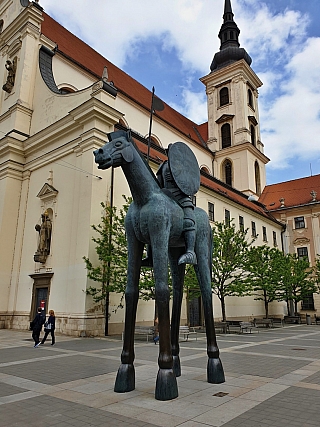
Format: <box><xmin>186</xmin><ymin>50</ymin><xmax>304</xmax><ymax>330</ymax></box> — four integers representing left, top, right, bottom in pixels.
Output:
<box><xmin>188</xmin><ymin>296</ymin><xmax>202</xmax><ymax>327</ymax></box>
<box><xmin>29</xmin><ymin>273</ymin><xmax>53</xmax><ymax>319</ymax></box>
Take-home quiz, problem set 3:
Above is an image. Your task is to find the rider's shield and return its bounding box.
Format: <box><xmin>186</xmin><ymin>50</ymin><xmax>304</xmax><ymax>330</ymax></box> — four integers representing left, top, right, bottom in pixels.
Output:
<box><xmin>168</xmin><ymin>142</ymin><xmax>200</xmax><ymax>196</ymax></box>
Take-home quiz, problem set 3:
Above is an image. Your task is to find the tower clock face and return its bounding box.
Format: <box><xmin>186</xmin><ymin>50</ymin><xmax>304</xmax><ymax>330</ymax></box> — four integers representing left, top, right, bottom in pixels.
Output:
<box><xmin>20</xmin><ymin>0</ymin><xmax>29</xmax><ymax>7</ymax></box>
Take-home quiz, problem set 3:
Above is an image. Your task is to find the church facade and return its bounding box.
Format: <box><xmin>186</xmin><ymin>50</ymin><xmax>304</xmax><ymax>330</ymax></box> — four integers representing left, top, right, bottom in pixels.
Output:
<box><xmin>0</xmin><ymin>0</ymin><xmax>307</xmax><ymax>336</ymax></box>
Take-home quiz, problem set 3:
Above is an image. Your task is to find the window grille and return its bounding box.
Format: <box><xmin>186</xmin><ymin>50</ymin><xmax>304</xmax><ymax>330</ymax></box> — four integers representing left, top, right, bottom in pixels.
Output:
<box><xmin>251</xmin><ymin>221</ymin><xmax>257</xmax><ymax>237</ymax></box>
<box><xmin>239</xmin><ymin>216</ymin><xmax>244</xmax><ymax>232</ymax></box>
<box><xmin>221</xmin><ymin>123</ymin><xmax>231</xmax><ymax>148</ymax></box>
<box><xmin>297</xmin><ymin>247</ymin><xmax>308</xmax><ymax>261</ymax></box>
<box><xmin>262</xmin><ymin>226</ymin><xmax>267</xmax><ymax>242</ymax></box>
<box><xmin>225</xmin><ymin>209</ymin><xmax>231</xmax><ymax>226</ymax></box>
<box><xmin>294</xmin><ymin>216</ymin><xmax>305</xmax><ymax>229</ymax></box>
<box><xmin>208</xmin><ymin>202</ymin><xmax>214</xmax><ymax>222</ymax></box>
<box><xmin>220</xmin><ymin>87</ymin><xmax>229</xmax><ymax>106</ymax></box>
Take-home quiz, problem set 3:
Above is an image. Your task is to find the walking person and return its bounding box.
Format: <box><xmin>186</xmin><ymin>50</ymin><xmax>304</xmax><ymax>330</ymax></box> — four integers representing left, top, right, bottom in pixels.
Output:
<box><xmin>30</xmin><ymin>307</ymin><xmax>45</xmax><ymax>348</ymax></box>
<box><xmin>40</xmin><ymin>309</ymin><xmax>56</xmax><ymax>346</ymax></box>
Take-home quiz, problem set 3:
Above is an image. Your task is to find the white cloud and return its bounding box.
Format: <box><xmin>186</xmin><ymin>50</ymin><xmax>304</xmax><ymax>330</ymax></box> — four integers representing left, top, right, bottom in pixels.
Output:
<box><xmin>261</xmin><ymin>37</ymin><xmax>320</xmax><ymax>168</ymax></box>
<box><xmin>170</xmin><ymin>89</ymin><xmax>207</xmax><ymax>124</ymax></box>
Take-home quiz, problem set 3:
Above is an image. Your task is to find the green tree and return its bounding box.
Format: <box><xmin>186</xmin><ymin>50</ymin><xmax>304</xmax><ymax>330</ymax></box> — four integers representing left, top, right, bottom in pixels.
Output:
<box><xmin>211</xmin><ymin>220</ymin><xmax>255</xmax><ymax>322</ymax></box>
<box><xmin>84</xmin><ymin>196</ymin><xmax>163</xmax><ymax>330</ymax></box>
<box><xmin>313</xmin><ymin>255</ymin><xmax>320</xmax><ymax>293</ymax></box>
<box><xmin>245</xmin><ymin>246</ymin><xmax>285</xmax><ymax>318</ymax></box>
<box><xmin>281</xmin><ymin>253</ymin><xmax>316</xmax><ymax>315</ymax></box>
<box><xmin>83</xmin><ymin>197</ymin><xmax>131</xmax><ymax>328</ymax></box>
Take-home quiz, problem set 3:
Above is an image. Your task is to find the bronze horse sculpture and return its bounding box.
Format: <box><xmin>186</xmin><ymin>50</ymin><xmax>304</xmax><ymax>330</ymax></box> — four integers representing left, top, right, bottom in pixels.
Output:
<box><xmin>94</xmin><ymin>130</ymin><xmax>225</xmax><ymax>400</ymax></box>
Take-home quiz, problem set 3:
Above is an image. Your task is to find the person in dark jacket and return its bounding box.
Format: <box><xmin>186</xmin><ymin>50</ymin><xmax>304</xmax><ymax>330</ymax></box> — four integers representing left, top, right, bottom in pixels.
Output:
<box><xmin>40</xmin><ymin>309</ymin><xmax>56</xmax><ymax>346</ymax></box>
<box><xmin>30</xmin><ymin>307</ymin><xmax>45</xmax><ymax>347</ymax></box>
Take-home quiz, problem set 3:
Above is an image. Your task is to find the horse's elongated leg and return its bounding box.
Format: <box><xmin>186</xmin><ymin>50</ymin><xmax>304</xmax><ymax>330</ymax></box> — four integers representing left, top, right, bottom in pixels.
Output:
<box><xmin>169</xmin><ymin>247</ymin><xmax>185</xmax><ymax>377</ymax></box>
<box><xmin>114</xmin><ymin>222</ymin><xmax>144</xmax><ymax>393</ymax></box>
<box><xmin>152</xmin><ymin>239</ymin><xmax>178</xmax><ymax>400</ymax></box>
<box><xmin>194</xmin><ymin>221</ymin><xmax>225</xmax><ymax>384</ymax></box>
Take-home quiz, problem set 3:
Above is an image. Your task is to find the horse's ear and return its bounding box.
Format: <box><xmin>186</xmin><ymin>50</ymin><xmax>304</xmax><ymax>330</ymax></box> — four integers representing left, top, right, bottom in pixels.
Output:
<box><xmin>126</xmin><ymin>129</ymin><xmax>132</xmax><ymax>141</ymax></box>
<box><xmin>122</xmin><ymin>145</ymin><xmax>134</xmax><ymax>163</ymax></box>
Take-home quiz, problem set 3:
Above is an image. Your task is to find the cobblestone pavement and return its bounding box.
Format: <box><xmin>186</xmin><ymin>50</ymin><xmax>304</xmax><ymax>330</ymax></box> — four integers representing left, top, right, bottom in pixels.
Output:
<box><xmin>1</xmin><ymin>325</ymin><xmax>320</xmax><ymax>426</ymax></box>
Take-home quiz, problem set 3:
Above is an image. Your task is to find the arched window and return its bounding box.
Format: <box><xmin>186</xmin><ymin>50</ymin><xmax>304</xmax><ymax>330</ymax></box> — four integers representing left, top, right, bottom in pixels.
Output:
<box><xmin>0</xmin><ymin>20</ymin><xmax>3</xmax><ymax>33</ymax></box>
<box><xmin>59</xmin><ymin>87</ymin><xmax>75</xmax><ymax>94</ymax></box>
<box><xmin>255</xmin><ymin>161</ymin><xmax>261</xmax><ymax>195</ymax></box>
<box><xmin>150</xmin><ymin>136</ymin><xmax>160</xmax><ymax>147</ymax></box>
<box><xmin>201</xmin><ymin>166</ymin><xmax>210</xmax><ymax>175</ymax></box>
<box><xmin>230</xmin><ymin>31</ymin><xmax>234</xmax><ymax>40</ymax></box>
<box><xmin>250</xmin><ymin>124</ymin><xmax>256</xmax><ymax>146</ymax></box>
<box><xmin>223</xmin><ymin>160</ymin><xmax>232</xmax><ymax>186</ymax></box>
<box><xmin>248</xmin><ymin>89</ymin><xmax>253</xmax><ymax>108</ymax></box>
<box><xmin>221</xmin><ymin>123</ymin><xmax>231</xmax><ymax>148</ymax></box>
<box><xmin>219</xmin><ymin>87</ymin><xmax>229</xmax><ymax>106</ymax></box>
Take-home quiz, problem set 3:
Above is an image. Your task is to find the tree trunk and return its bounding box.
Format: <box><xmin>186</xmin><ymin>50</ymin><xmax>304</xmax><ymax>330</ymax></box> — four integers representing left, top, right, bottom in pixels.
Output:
<box><xmin>294</xmin><ymin>300</ymin><xmax>298</xmax><ymax>316</ymax></box>
<box><xmin>221</xmin><ymin>296</ymin><xmax>226</xmax><ymax>322</ymax></box>
<box><xmin>264</xmin><ymin>290</ymin><xmax>269</xmax><ymax>318</ymax></box>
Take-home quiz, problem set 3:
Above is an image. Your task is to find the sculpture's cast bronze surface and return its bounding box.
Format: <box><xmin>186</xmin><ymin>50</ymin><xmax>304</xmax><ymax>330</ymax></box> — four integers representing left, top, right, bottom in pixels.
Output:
<box><xmin>94</xmin><ymin>130</ymin><xmax>225</xmax><ymax>400</ymax></box>
<box><xmin>34</xmin><ymin>212</ymin><xmax>52</xmax><ymax>264</ymax></box>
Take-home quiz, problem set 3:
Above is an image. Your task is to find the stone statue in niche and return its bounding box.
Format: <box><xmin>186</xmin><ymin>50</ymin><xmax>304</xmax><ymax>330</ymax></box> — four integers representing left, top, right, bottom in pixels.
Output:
<box><xmin>34</xmin><ymin>212</ymin><xmax>52</xmax><ymax>264</ymax></box>
<box><xmin>2</xmin><ymin>58</ymin><xmax>17</xmax><ymax>94</ymax></box>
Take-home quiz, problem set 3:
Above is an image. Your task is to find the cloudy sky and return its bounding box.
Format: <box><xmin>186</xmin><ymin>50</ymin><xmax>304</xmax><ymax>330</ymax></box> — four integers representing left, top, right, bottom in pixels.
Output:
<box><xmin>40</xmin><ymin>0</ymin><xmax>320</xmax><ymax>185</ymax></box>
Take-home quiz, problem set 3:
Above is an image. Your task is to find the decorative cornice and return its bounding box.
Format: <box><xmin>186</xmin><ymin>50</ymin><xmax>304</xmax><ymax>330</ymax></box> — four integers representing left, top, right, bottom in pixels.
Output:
<box><xmin>215</xmin><ymin>141</ymin><xmax>270</xmax><ymax>164</ymax></box>
<box><xmin>248</xmin><ymin>115</ymin><xmax>258</xmax><ymax>126</ymax></box>
<box><xmin>0</xmin><ymin>3</ymin><xmax>43</xmax><ymax>46</ymax></box>
<box><xmin>201</xmin><ymin>59</ymin><xmax>263</xmax><ymax>91</ymax></box>
<box><xmin>216</xmin><ymin>114</ymin><xmax>234</xmax><ymax>124</ymax></box>
<box><xmin>293</xmin><ymin>237</ymin><xmax>310</xmax><ymax>245</ymax></box>
<box><xmin>36</xmin><ymin>183</ymin><xmax>58</xmax><ymax>201</ymax></box>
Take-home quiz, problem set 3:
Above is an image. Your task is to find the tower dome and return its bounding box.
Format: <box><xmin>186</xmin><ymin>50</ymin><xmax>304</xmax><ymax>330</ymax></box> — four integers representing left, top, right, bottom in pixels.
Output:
<box><xmin>210</xmin><ymin>0</ymin><xmax>252</xmax><ymax>71</ymax></box>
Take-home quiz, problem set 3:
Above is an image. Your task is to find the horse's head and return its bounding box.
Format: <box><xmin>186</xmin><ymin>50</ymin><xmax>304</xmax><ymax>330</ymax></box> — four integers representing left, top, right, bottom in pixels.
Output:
<box><xmin>93</xmin><ymin>130</ymin><xmax>134</xmax><ymax>170</ymax></box>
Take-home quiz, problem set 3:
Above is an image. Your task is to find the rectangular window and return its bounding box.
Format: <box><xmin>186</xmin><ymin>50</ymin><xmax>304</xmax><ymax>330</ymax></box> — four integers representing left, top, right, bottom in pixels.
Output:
<box><xmin>239</xmin><ymin>215</ymin><xmax>244</xmax><ymax>232</ymax></box>
<box><xmin>251</xmin><ymin>221</ymin><xmax>257</xmax><ymax>237</ymax></box>
<box><xmin>191</xmin><ymin>195</ymin><xmax>196</xmax><ymax>206</ymax></box>
<box><xmin>262</xmin><ymin>226</ymin><xmax>267</xmax><ymax>242</ymax></box>
<box><xmin>294</xmin><ymin>216</ymin><xmax>305</xmax><ymax>229</ymax></box>
<box><xmin>301</xmin><ymin>294</ymin><xmax>315</xmax><ymax>311</ymax></box>
<box><xmin>225</xmin><ymin>209</ymin><xmax>230</xmax><ymax>226</ymax></box>
<box><xmin>208</xmin><ymin>202</ymin><xmax>214</xmax><ymax>222</ymax></box>
<box><xmin>273</xmin><ymin>231</ymin><xmax>277</xmax><ymax>247</ymax></box>
<box><xmin>297</xmin><ymin>247</ymin><xmax>309</xmax><ymax>261</ymax></box>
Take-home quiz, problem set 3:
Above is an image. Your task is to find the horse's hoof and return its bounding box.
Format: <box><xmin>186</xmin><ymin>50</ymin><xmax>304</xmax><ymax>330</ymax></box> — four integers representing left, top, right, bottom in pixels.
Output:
<box><xmin>114</xmin><ymin>363</ymin><xmax>135</xmax><ymax>392</ymax></box>
<box><xmin>207</xmin><ymin>357</ymin><xmax>225</xmax><ymax>384</ymax></box>
<box><xmin>172</xmin><ymin>355</ymin><xmax>181</xmax><ymax>377</ymax></box>
<box><xmin>155</xmin><ymin>369</ymin><xmax>178</xmax><ymax>400</ymax></box>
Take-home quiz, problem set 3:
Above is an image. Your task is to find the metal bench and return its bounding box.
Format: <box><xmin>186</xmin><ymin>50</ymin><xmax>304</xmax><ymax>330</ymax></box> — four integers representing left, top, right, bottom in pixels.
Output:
<box><xmin>214</xmin><ymin>321</ymin><xmax>229</xmax><ymax>334</ymax></box>
<box><xmin>284</xmin><ymin>316</ymin><xmax>301</xmax><ymax>324</ymax></box>
<box><xmin>240</xmin><ymin>321</ymin><xmax>257</xmax><ymax>334</ymax></box>
<box><xmin>253</xmin><ymin>318</ymin><xmax>273</xmax><ymax>328</ymax></box>
<box><xmin>122</xmin><ymin>325</ymin><xmax>155</xmax><ymax>342</ymax></box>
<box><xmin>315</xmin><ymin>315</ymin><xmax>320</xmax><ymax>325</ymax></box>
<box><xmin>179</xmin><ymin>326</ymin><xmax>197</xmax><ymax>341</ymax></box>
<box><xmin>269</xmin><ymin>317</ymin><xmax>284</xmax><ymax>327</ymax></box>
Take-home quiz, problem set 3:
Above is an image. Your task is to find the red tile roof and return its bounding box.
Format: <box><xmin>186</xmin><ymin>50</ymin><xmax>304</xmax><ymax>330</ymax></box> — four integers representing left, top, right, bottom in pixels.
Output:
<box><xmin>259</xmin><ymin>174</ymin><xmax>320</xmax><ymax>210</ymax></box>
<box><xmin>41</xmin><ymin>13</ymin><xmax>208</xmax><ymax>147</ymax></box>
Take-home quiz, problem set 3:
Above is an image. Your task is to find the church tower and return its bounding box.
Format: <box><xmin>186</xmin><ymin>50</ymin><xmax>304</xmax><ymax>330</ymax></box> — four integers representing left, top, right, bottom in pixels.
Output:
<box><xmin>201</xmin><ymin>0</ymin><xmax>269</xmax><ymax>197</ymax></box>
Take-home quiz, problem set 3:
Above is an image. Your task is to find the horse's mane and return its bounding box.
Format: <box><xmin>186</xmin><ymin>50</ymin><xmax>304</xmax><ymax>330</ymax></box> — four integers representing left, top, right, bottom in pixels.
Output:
<box><xmin>130</xmin><ymin>137</ymin><xmax>161</xmax><ymax>189</ymax></box>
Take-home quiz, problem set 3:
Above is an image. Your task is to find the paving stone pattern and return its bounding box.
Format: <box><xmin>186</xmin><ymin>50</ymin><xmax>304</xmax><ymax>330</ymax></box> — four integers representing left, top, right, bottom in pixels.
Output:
<box><xmin>1</xmin><ymin>326</ymin><xmax>320</xmax><ymax>427</ymax></box>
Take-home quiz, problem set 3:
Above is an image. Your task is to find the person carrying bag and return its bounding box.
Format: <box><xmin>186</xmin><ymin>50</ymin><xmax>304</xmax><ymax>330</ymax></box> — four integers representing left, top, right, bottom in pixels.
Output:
<box><xmin>40</xmin><ymin>309</ymin><xmax>56</xmax><ymax>346</ymax></box>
